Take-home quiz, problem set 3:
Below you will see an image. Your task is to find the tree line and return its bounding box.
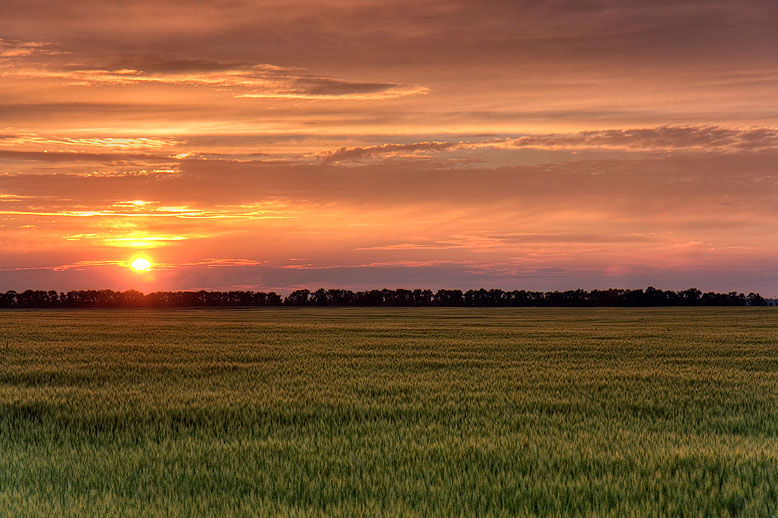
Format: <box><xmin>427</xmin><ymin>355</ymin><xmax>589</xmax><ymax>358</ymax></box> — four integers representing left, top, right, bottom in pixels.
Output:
<box><xmin>0</xmin><ymin>287</ymin><xmax>771</xmax><ymax>308</ymax></box>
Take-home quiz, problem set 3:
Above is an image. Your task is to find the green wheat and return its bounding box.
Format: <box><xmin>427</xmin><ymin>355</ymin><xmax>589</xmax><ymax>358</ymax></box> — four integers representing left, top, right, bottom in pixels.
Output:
<box><xmin>0</xmin><ymin>307</ymin><xmax>776</xmax><ymax>517</ymax></box>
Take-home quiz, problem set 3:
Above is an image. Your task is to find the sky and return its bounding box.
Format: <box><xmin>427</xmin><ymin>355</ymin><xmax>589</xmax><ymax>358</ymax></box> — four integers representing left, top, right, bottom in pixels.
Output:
<box><xmin>1</xmin><ymin>0</ymin><xmax>777</xmax><ymax>295</ymax></box>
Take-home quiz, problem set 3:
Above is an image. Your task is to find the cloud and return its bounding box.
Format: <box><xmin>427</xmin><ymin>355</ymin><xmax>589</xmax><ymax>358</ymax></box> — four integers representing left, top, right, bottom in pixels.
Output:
<box><xmin>0</xmin><ymin>200</ymin><xmax>293</xmax><ymax>221</ymax></box>
<box><xmin>3</xmin><ymin>0</ymin><xmax>775</xmax><ymax>70</ymax></box>
<box><xmin>319</xmin><ymin>141</ymin><xmax>457</xmax><ymax>163</ymax></box>
<box><xmin>97</xmin><ymin>53</ymin><xmax>248</xmax><ymax>73</ymax></box>
<box><xmin>20</xmin><ymin>136</ymin><xmax>177</xmax><ymax>149</ymax></box>
<box><xmin>0</xmin><ymin>37</ymin><xmax>59</xmax><ymax>58</ymax></box>
<box><xmin>357</xmin><ymin>233</ymin><xmax>658</xmax><ymax>251</ymax></box>
<box><xmin>235</xmin><ymin>88</ymin><xmax>425</xmax><ymax>101</ymax></box>
<box><xmin>292</xmin><ymin>77</ymin><xmax>403</xmax><ymax>96</ymax></box>
<box><xmin>65</xmin><ymin>232</ymin><xmax>190</xmax><ymax>248</ymax></box>
<box><xmin>1</xmin><ymin>47</ymin><xmax>427</xmax><ymax>100</ymax></box>
<box><xmin>234</xmin><ymin>73</ymin><xmax>427</xmax><ymax>100</ymax></box>
<box><xmin>315</xmin><ymin>126</ymin><xmax>778</xmax><ymax>163</ymax></box>
<box><xmin>0</xmin><ymin>149</ymin><xmax>174</xmax><ymax>163</ymax></box>
<box><xmin>0</xmin><ymin>259</ymin><xmax>136</xmax><ymax>273</ymax></box>
<box><xmin>5</xmin><ymin>126</ymin><xmax>775</xmax><ymax>171</ymax></box>
<box><xmin>2</xmin><ymin>149</ymin><xmax>777</xmax><ymax>219</ymax></box>
<box><xmin>497</xmin><ymin>126</ymin><xmax>778</xmax><ymax>153</ymax></box>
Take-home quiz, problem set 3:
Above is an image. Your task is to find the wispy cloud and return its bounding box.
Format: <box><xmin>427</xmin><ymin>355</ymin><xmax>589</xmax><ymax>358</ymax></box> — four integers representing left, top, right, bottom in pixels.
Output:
<box><xmin>2</xmin><ymin>48</ymin><xmax>427</xmax><ymax>101</ymax></box>
<box><xmin>493</xmin><ymin>126</ymin><xmax>778</xmax><ymax>153</ymax></box>
<box><xmin>0</xmin><ymin>199</ymin><xmax>295</xmax><ymax>220</ymax></box>
<box><xmin>0</xmin><ymin>37</ymin><xmax>60</xmax><ymax>58</ymax></box>
<box><xmin>356</xmin><ymin>233</ymin><xmax>658</xmax><ymax>251</ymax></box>
<box><xmin>65</xmin><ymin>232</ymin><xmax>191</xmax><ymax>248</ymax></box>
<box><xmin>0</xmin><ymin>149</ymin><xmax>176</xmax><ymax>163</ymax></box>
<box><xmin>317</xmin><ymin>126</ymin><xmax>778</xmax><ymax>163</ymax></box>
<box><xmin>319</xmin><ymin>141</ymin><xmax>457</xmax><ymax>163</ymax></box>
<box><xmin>2</xmin><ymin>135</ymin><xmax>177</xmax><ymax>150</ymax></box>
<box><xmin>0</xmin><ymin>260</ymin><xmax>125</xmax><ymax>272</ymax></box>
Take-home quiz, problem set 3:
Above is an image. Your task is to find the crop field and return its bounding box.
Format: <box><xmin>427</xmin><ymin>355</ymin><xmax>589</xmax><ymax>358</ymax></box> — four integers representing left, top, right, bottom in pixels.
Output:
<box><xmin>0</xmin><ymin>307</ymin><xmax>777</xmax><ymax>517</ymax></box>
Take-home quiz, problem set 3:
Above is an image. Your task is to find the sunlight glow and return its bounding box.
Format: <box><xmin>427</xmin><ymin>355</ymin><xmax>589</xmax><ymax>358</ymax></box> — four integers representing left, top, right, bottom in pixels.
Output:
<box><xmin>130</xmin><ymin>257</ymin><xmax>152</xmax><ymax>272</ymax></box>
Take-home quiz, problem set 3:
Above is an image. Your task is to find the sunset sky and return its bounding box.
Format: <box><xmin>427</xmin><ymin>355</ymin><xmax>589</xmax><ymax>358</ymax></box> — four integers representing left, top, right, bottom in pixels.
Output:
<box><xmin>1</xmin><ymin>0</ymin><xmax>777</xmax><ymax>294</ymax></box>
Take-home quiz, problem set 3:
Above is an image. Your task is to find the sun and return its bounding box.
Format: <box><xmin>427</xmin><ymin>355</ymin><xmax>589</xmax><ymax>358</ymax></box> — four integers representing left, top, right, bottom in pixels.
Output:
<box><xmin>130</xmin><ymin>257</ymin><xmax>152</xmax><ymax>272</ymax></box>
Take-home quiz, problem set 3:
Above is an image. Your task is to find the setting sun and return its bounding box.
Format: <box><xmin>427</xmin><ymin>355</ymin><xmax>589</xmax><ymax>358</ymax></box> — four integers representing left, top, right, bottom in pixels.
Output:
<box><xmin>130</xmin><ymin>258</ymin><xmax>152</xmax><ymax>272</ymax></box>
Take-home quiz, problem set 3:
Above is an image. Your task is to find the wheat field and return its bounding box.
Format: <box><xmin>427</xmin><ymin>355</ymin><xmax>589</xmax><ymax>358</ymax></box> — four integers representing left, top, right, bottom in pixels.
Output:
<box><xmin>1</xmin><ymin>308</ymin><xmax>776</xmax><ymax>517</ymax></box>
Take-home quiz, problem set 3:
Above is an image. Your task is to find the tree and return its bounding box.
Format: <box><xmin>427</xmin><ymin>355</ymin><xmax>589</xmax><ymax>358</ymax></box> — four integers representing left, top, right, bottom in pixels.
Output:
<box><xmin>284</xmin><ymin>289</ymin><xmax>310</xmax><ymax>306</ymax></box>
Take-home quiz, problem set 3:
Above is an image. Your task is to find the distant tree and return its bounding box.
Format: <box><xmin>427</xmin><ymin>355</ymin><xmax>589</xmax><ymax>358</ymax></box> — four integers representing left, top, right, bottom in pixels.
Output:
<box><xmin>266</xmin><ymin>292</ymin><xmax>283</xmax><ymax>305</ymax></box>
<box><xmin>433</xmin><ymin>289</ymin><xmax>463</xmax><ymax>306</ymax></box>
<box><xmin>0</xmin><ymin>287</ymin><xmax>771</xmax><ymax>308</ymax></box>
<box><xmin>120</xmin><ymin>290</ymin><xmax>145</xmax><ymax>307</ymax></box>
<box><xmin>322</xmin><ymin>289</ymin><xmax>349</xmax><ymax>305</ymax></box>
<box><xmin>412</xmin><ymin>289</ymin><xmax>433</xmax><ymax>306</ymax></box>
<box><xmin>389</xmin><ymin>289</ymin><xmax>414</xmax><ymax>306</ymax></box>
<box><xmin>310</xmin><ymin>288</ymin><xmax>330</xmax><ymax>306</ymax></box>
<box><xmin>354</xmin><ymin>290</ymin><xmax>384</xmax><ymax>306</ymax></box>
<box><xmin>679</xmin><ymin>288</ymin><xmax>701</xmax><ymax>306</ymax></box>
<box><xmin>747</xmin><ymin>293</ymin><xmax>767</xmax><ymax>306</ymax></box>
<box><xmin>284</xmin><ymin>289</ymin><xmax>310</xmax><ymax>306</ymax></box>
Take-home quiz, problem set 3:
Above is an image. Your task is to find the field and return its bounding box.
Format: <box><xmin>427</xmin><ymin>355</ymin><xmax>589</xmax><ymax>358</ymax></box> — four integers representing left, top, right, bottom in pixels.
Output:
<box><xmin>1</xmin><ymin>308</ymin><xmax>777</xmax><ymax>517</ymax></box>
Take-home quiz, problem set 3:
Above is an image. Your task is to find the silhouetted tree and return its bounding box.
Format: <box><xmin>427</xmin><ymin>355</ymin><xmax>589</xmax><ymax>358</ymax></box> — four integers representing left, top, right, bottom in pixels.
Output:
<box><xmin>747</xmin><ymin>293</ymin><xmax>767</xmax><ymax>306</ymax></box>
<box><xmin>433</xmin><ymin>289</ymin><xmax>463</xmax><ymax>306</ymax></box>
<box><xmin>0</xmin><ymin>287</ymin><xmax>772</xmax><ymax>308</ymax></box>
<box><xmin>284</xmin><ymin>289</ymin><xmax>310</xmax><ymax>306</ymax></box>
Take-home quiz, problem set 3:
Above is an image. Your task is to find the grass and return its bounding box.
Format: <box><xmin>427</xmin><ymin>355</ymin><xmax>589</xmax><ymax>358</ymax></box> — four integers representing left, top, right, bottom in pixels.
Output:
<box><xmin>0</xmin><ymin>307</ymin><xmax>777</xmax><ymax>517</ymax></box>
